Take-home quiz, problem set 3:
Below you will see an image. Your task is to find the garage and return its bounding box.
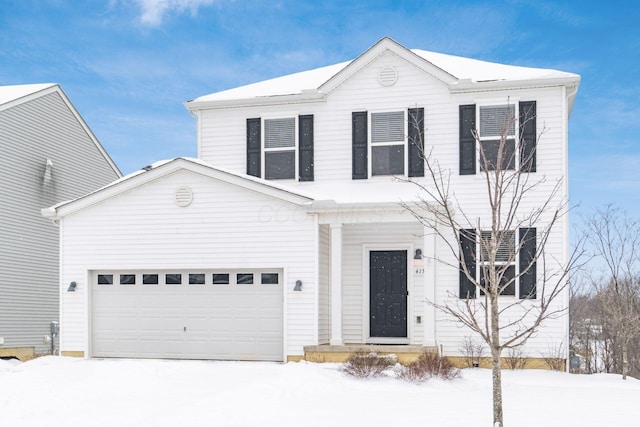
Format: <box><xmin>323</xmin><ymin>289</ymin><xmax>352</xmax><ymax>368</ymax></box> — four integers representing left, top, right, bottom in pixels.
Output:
<box><xmin>91</xmin><ymin>269</ymin><xmax>284</xmax><ymax>361</ymax></box>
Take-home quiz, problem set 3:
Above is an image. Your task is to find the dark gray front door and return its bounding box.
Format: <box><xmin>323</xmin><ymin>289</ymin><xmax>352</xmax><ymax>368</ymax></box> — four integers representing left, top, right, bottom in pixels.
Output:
<box><xmin>369</xmin><ymin>250</ymin><xmax>407</xmax><ymax>338</ymax></box>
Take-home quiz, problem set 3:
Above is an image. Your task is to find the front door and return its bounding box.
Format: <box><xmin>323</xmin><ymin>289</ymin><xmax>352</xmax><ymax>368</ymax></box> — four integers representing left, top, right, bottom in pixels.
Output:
<box><xmin>369</xmin><ymin>250</ymin><xmax>407</xmax><ymax>338</ymax></box>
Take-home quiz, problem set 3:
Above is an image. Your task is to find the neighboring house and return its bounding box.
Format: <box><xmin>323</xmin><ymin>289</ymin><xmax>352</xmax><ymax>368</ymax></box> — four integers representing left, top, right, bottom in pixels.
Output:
<box><xmin>43</xmin><ymin>38</ymin><xmax>580</xmax><ymax>364</ymax></box>
<box><xmin>0</xmin><ymin>84</ymin><xmax>121</xmax><ymax>359</ymax></box>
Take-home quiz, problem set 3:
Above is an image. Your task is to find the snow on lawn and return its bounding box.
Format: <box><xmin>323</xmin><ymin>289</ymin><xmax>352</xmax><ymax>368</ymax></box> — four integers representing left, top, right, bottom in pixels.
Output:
<box><xmin>1</xmin><ymin>356</ymin><xmax>639</xmax><ymax>427</ymax></box>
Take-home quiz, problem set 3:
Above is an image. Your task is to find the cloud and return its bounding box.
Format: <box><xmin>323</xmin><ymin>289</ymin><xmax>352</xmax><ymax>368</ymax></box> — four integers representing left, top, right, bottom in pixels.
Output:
<box><xmin>134</xmin><ymin>0</ymin><xmax>220</xmax><ymax>26</ymax></box>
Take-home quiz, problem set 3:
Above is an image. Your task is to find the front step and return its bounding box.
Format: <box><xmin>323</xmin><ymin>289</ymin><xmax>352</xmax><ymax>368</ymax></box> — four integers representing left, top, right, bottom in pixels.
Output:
<box><xmin>303</xmin><ymin>344</ymin><xmax>438</xmax><ymax>365</ymax></box>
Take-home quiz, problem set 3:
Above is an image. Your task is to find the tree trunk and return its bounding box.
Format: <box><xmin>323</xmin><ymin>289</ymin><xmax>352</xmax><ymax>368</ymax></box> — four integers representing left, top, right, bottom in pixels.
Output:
<box><xmin>491</xmin><ymin>297</ymin><xmax>503</xmax><ymax>427</ymax></box>
<box><xmin>622</xmin><ymin>340</ymin><xmax>628</xmax><ymax>380</ymax></box>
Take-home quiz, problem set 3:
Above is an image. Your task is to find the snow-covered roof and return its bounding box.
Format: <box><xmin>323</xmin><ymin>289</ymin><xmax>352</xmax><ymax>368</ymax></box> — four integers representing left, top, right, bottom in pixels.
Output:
<box><xmin>188</xmin><ymin>38</ymin><xmax>579</xmax><ymax>107</ymax></box>
<box><xmin>0</xmin><ymin>83</ymin><xmax>56</xmax><ymax>106</ymax></box>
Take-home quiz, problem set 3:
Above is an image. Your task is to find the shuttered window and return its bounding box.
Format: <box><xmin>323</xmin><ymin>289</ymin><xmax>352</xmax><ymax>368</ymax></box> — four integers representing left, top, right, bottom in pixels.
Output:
<box><xmin>478</xmin><ymin>104</ymin><xmax>516</xmax><ymax>171</ymax></box>
<box><xmin>247</xmin><ymin>116</ymin><xmax>314</xmax><ymax>181</ymax></box>
<box><xmin>459</xmin><ymin>228</ymin><xmax>536</xmax><ymax>299</ymax></box>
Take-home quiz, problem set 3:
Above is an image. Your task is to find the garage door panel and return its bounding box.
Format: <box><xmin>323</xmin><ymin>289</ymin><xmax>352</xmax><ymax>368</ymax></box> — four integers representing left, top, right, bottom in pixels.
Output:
<box><xmin>92</xmin><ymin>269</ymin><xmax>284</xmax><ymax>361</ymax></box>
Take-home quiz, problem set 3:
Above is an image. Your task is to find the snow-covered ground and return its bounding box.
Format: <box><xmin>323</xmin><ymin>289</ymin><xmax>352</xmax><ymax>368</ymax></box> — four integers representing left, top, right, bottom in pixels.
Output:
<box><xmin>1</xmin><ymin>356</ymin><xmax>638</xmax><ymax>427</ymax></box>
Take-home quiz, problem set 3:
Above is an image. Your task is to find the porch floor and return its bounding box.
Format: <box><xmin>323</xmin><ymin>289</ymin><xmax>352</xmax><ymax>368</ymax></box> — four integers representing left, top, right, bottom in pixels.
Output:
<box><xmin>303</xmin><ymin>344</ymin><xmax>438</xmax><ymax>365</ymax></box>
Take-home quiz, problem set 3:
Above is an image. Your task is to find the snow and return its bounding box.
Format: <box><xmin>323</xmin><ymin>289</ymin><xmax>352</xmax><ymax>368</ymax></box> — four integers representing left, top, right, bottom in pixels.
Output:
<box><xmin>190</xmin><ymin>46</ymin><xmax>578</xmax><ymax>104</ymax></box>
<box><xmin>1</xmin><ymin>356</ymin><xmax>638</xmax><ymax>427</ymax></box>
<box><xmin>0</xmin><ymin>83</ymin><xmax>56</xmax><ymax>106</ymax></box>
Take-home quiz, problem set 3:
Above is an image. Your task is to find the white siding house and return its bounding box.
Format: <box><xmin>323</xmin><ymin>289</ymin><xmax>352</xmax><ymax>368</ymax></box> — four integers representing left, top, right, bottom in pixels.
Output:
<box><xmin>0</xmin><ymin>84</ymin><xmax>121</xmax><ymax>359</ymax></box>
<box><xmin>46</xmin><ymin>38</ymin><xmax>579</xmax><ymax>364</ymax></box>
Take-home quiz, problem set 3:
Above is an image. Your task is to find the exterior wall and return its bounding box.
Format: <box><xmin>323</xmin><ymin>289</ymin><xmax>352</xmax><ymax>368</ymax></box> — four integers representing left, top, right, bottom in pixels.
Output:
<box><xmin>341</xmin><ymin>222</ymin><xmax>425</xmax><ymax>344</ymax></box>
<box><xmin>59</xmin><ymin>169</ymin><xmax>317</xmax><ymax>358</ymax></box>
<box><xmin>195</xmin><ymin>49</ymin><xmax>570</xmax><ymax>359</ymax></box>
<box><xmin>0</xmin><ymin>90</ymin><xmax>120</xmax><ymax>355</ymax></box>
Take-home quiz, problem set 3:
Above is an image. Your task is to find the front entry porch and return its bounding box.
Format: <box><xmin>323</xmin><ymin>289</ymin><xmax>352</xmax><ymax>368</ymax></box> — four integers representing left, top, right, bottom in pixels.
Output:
<box><xmin>303</xmin><ymin>344</ymin><xmax>438</xmax><ymax>365</ymax></box>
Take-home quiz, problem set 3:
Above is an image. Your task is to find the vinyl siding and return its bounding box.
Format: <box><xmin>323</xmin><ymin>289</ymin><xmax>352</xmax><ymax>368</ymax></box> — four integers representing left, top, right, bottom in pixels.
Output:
<box><xmin>59</xmin><ymin>169</ymin><xmax>317</xmax><ymax>358</ymax></box>
<box><xmin>194</xmin><ymin>49</ymin><xmax>569</xmax><ymax>356</ymax></box>
<box><xmin>0</xmin><ymin>91</ymin><xmax>119</xmax><ymax>354</ymax></box>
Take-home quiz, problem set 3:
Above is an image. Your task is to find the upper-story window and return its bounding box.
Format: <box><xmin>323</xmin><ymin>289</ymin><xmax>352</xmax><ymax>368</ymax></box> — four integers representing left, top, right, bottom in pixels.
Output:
<box><xmin>352</xmin><ymin>107</ymin><xmax>424</xmax><ymax>180</ymax></box>
<box><xmin>459</xmin><ymin>101</ymin><xmax>536</xmax><ymax>175</ymax></box>
<box><xmin>264</xmin><ymin>118</ymin><xmax>296</xmax><ymax>180</ymax></box>
<box><xmin>246</xmin><ymin>115</ymin><xmax>314</xmax><ymax>181</ymax></box>
<box><xmin>370</xmin><ymin>111</ymin><xmax>405</xmax><ymax>176</ymax></box>
<box><xmin>478</xmin><ymin>104</ymin><xmax>516</xmax><ymax>171</ymax></box>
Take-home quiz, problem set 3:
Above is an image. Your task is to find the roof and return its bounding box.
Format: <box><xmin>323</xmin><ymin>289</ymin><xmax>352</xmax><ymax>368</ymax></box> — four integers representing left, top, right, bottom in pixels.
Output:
<box><xmin>0</xmin><ymin>83</ymin><xmax>56</xmax><ymax>107</ymax></box>
<box><xmin>186</xmin><ymin>37</ymin><xmax>580</xmax><ymax>109</ymax></box>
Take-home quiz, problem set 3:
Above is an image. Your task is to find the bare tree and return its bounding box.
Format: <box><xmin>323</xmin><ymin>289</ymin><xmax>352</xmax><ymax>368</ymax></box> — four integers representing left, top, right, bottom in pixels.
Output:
<box><xmin>585</xmin><ymin>206</ymin><xmax>640</xmax><ymax>380</ymax></box>
<box><xmin>402</xmin><ymin>101</ymin><xmax>583</xmax><ymax>427</ymax></box>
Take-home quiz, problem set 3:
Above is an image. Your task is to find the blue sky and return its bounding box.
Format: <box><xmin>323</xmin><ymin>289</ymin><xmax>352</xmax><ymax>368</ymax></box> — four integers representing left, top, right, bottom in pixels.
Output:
<box><xmin>1</xmin><ymin>0</ymin><xmax>639</xmax><ymax>220</ymax></box>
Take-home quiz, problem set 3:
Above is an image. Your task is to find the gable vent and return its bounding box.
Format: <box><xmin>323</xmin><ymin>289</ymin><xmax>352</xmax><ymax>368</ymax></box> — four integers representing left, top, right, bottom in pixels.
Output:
<box><xmin>175</xmin><ymin>187</ymin><xmax>193</xmax><ymax>207</ymax></box>
<box><xmin>378</xmin><ymin>67</ymin><xmax>398</xmax><ymax>87</ymax></box>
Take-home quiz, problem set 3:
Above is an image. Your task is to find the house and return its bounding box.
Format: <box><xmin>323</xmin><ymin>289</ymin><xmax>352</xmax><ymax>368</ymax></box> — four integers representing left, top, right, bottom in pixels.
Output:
<box><xmin>0</xmin><ymin>83</ymin><xmax>121</xmax><ymax>359</ymax></box>
<box><xmin>43</xmin><ymin>38</ymin><xmax>579</xmax><ymax>365</ymax></box>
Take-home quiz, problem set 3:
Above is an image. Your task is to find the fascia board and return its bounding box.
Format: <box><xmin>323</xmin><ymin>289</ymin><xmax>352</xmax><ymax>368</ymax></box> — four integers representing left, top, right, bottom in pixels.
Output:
<box><xmin>449</xmin><ymin>75</ymin><xmax>581</xmax><ymax>94</ymax></box>
<box><xmin>0</xmin><ymin>84</ymin><xmax>57</xmax><ymax>113</ymax></box>
<box><xmin>184</xmin><ymin>91</ymin><xmax>326</xmax><ymax>111</ymax></box>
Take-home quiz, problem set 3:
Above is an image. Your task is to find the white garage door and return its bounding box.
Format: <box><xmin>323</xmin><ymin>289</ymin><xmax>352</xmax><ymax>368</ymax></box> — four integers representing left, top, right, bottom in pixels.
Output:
<box><xmin>91</xmin><ymin>270</ymin><xmax>283</xmax><ymax>361</ymax></box>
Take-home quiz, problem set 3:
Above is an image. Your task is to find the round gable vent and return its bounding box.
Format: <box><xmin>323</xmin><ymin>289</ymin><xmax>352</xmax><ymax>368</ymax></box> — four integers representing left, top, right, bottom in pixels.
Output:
<box><xmin>175</xmin><ymin>186</ymin><xmax>193</xmax><ymax>207</ymax></box>
<box><xmin>378</xmin><ymin>67</ymin><xmax>398</xmax><ymax>87</ymax></box>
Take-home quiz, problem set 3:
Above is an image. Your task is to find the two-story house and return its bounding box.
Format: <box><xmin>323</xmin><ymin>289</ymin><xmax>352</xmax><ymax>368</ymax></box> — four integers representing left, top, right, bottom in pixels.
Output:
<box><xmin>43</xmin><ymin>38</ymin><xmax>579</xmax><ymax>365</ymax></box>
<box><xmin>1</xmin><ymin>83</ymin><xmax>121</xmax><ymax>359</ymax></box>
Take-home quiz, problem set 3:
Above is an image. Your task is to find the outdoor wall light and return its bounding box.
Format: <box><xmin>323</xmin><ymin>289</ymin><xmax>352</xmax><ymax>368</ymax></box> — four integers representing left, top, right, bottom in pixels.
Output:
<box><xmin>67</xmin><ymin>281</ymin><xmax>77</xmax><ymax>292</ymax></box>
<box><xmin>414</xmin><ymin>249</ymin><xmax>423</xmax><ymax>259</ymax></box>
<box><xmin>293</xmin><ymin>280</ymin><xmax>302</xmax><ymax>292</ymax></box>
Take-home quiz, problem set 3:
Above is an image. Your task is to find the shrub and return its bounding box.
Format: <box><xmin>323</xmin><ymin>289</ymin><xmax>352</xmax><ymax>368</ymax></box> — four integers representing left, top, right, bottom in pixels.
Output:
<box><xmin>504</xmin><ymin>347</ymin><xmax>528</xmax><ymax>370</ymax></box>
<box><xmin>460</xmin><ymin>336</ymin><xmax>485</xmax><ymax>368</ymax></box>
<box><xmin>342</xmin><ymin>351</ymin><xmax>395</xmax><ymax>378</ymax></box>
<box><xmin>395</xmin><ymin>352</ymin><xmax>460</xmax><ymax>383</ymax></box>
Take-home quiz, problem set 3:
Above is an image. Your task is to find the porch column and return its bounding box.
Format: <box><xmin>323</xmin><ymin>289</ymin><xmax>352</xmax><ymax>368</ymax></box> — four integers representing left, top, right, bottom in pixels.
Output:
<box><xmin>330</xmin><ymin>223</ymin><xmax>343</xmax><ymax>346</ymax></box>
<box><xmin>423</xmin><ymin>224</ymin><xmax>437</xmax><ymax>347</ymax></box>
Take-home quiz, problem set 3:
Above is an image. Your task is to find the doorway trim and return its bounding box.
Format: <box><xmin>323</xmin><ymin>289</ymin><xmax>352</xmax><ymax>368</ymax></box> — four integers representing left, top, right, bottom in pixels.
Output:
<box><xmin>362</xmin><ymin>243</ymin><xmax>413</xmax><ymax>344</ymax></box>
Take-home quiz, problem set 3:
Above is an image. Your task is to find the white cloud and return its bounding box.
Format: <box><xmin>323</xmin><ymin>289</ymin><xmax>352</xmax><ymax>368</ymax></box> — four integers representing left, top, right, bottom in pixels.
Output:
<box><xmin>135</xmin><ymin>0</ymin><xmax>220</xmax><ymax>26</ymax></box>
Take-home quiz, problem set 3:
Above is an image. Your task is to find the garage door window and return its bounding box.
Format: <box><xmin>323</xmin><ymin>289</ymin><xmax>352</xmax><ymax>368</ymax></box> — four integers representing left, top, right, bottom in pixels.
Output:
<box><xmin>189</xmin><ymin>274</ymin><xmax>205</xmax><ymax>285</ymax></box>
<box><xmin>261</xmin><ymin>273</ymin><xmax>279</xmax><ymax>284</ymax></box>
<box><xmin>120</xmin><ymin>274</ymin><xmax>136</xmax><ymax>285</ymax></box>
<box><xmin>212</xmin><ymin>274</ymin><xmax>229</xmax><ymax>285</ymax></box>
<box><xmin>166</xmin><ymin>274</ymin><xmax>182</xmax><ymax>285</ymax></box>
<box><xmin>143</xmin><ymin>274</ymin><xmax>158</xmax><ymax>285</ymax></box>
<box><xmin>237</xmin><ymin>273</ymin><xmax>254</xmax><ymax>285</ymax></box>
<box><xmin>98</xmin><ymin>274</ymin><xmax>113</xmax><ymax>285</ymax></box>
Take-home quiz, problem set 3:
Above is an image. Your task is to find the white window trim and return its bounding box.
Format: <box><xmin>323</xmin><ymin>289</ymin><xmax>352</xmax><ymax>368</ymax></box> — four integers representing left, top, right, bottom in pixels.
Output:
<box><xmin>261</xmin><ymin>115</ymin><xmax>299</xmax><ymax>181</ymax></box>
<box><xmin>476</xmin><ymin>230</ymin><xmax>520</xmax><ymax>298</ymax></box>
<box><xmin>368</xmin><ymin>109</ymin><xmax>408</xmax><ymax>178</ymax></box>
<box><xmin>476</xmin><ymin>101</ymin><xmax>520</xmax><ymax>170</ymax></box>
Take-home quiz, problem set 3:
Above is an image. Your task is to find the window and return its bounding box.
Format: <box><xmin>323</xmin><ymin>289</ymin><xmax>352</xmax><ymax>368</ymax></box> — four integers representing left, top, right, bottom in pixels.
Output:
<box><xmin>166</xmin><ymin>274</ymin><xmax>182</xmax><ymax>285</ymax></box>
<box><xmin>264</xmin><ymin>118</ymin><xmax>296</xmax><ymax>180</ymax></box>
<box><xmin>189</xmin><ymin>274</ymin><xmax>205</xmax><ymax>285</ymax></box>
<box><xmin>370</xmin><ymin>111</ymin><xmax>405</xmax><ymax>176</ymax></box>
<box><xmin>212</xmin><ymin>273</ymin><xmax>230</xmax><ymax>285</ymax></box>
<box><xmin>119</xmin><ymin>274</ymin><xmax>136</xmax><ymax>285</ymax></box>
<box><xmin>143</xmin><ymin>274</ymin><xmax>158</xmax><ymax>285</ymax></box>
<box><xmin>97</xmin><ymin>274</ymin><xmax>113</xmax><ymax>285</ymax></box>
<box><xmin>261</xmin><ymin>273</ymin><xmax>279</xmax><ymax>285</ymax></box>
<box><xmin>237</xmin><ymin>273</ymin><xmax>254</xmax><ymax>285</ymax></box>
<box><xmin>247</xmin><ymin>116</ymin><xmax>313</xmax><ymax>181</ymax></box>
<box><xmin>479</xmin><ymin>230</ymin><xmax>516</xmax><ymax>296</ymax></box>
<box><xmin>459</xmin><ymin>228</ymin><xmax>537</xmax><ymax>299</ymax></box>
<box><xmin>478</xmin><ymin>104</ymin><xmax>516</xmax><ymax>171</ymax></box>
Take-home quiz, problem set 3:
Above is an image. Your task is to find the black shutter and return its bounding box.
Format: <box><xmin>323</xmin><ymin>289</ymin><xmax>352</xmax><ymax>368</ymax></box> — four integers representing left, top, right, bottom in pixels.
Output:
<box><xmin>459</xmin><ymin>104</ymin><xmax>476</xmax><ymax>175</ymax></box>
<box><xmin>519</xmin><ymin>101</ymin><xmax>536</xmax><ymax>172</ymax></box>
<box><xmin>246</xmin><ymin>118</ymin><xmax>261</xmax><ymax>177</ymax></box>
<box><xmin>519</xmin><ymin>227</ymin><xmax>537</xmax><ymax>299</ymax></box>
<box><xmin>352</xmin><ymin>111</ymin><xmax>368</xmax><ymax>179</ymax></box>
<box><xmin>408</xmin><ymin>107</ymin><xmax>425</xmax><ymax>177</ymax></box>
<box><xmin>298</xmin><ymin>114</ymin><xmax>314</xmax><ymax>181</ymax></box>
<box><xmin>459</xmin><ymin>228</ymin><xmax>477</xmax><ymax>299</ymax></box>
